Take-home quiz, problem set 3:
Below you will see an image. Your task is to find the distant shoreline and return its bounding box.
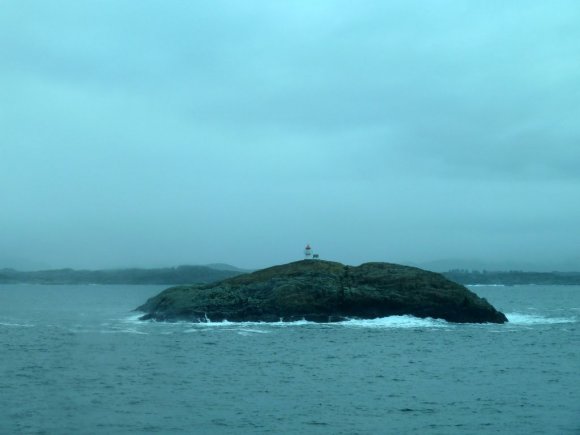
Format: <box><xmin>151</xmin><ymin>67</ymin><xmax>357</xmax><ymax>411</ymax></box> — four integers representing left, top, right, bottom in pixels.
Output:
<box><xmin>1</xmin><ymin>266</ymin><xmax>579</xmax><ymax>286</ymax></box>
<box><xmin>443</xmin><ymin>270</ymin><xmax>580</xmax><ymax>286</ymax></box>
<box><xmin>0</xmin><ymin>265</ymin><xmax>244</xmax><ymax>285</ymax></box>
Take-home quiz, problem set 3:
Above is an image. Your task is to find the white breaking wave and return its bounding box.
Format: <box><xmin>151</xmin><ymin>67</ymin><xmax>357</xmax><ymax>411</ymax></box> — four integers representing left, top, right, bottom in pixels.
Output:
<box><xmin>506</xmin><ymin>313</ymin><xmax>577</xmax><ymax>325</ymax></box>
<box><xmin>0</xmin><ymin>321</ymin><xmax>34</xmax><ymax>327</ymax></box>
<box><xmin>123</xmin><ymin>312</ymin><xmax>576</xmax><ymax>330</ymax></box>
<box><xmin>236</xmin><ymin>328</ymin><xmax>271</xmax><ymax>335</ymax></box>
<box><xmin>339</xmin><ymin>315</ymin><xmax>449</xmax><ymax>329</ymax></box>
<box><xmin>124</xmin><ymin>314</ymin><xmax>451</xmax><ymax>329</ymax></box>
<box><xmin>120</xmin><ymin>313</ymin><xmax>147</xmax><ymax>324</ymax></box>
<box><xmin>194</xmin><ymin>319</ymin><xmax>314</xmax><ymax>328</ymax></box>
<box><xmin>101</xmin><ymin>328</ymin><xmax>148</xmax><ymax>335</ymax></box>
<box><xmin>467</xmin><ymin>284</ymin><xmax>506</xmax><ymax>287</ymax></box>
<box><xmin>178</xmin><ymin>316</ymin><xmax>448</xmax><ymax>329</ymax></box>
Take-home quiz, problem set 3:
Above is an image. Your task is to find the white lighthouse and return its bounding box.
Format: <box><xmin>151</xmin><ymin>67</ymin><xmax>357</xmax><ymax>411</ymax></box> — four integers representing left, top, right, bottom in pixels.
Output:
<box><xmin>304</xmin><ymin>243</ymin><xmax>312</xmax><ymax>259</ymax></box>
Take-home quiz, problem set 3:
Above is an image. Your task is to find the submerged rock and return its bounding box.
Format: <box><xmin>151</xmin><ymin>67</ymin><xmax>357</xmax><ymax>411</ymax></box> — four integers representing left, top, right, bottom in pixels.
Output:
<box><xmin>136</xmin><ymin>260</ymin><xmax>508</xmax><ymax>324</ymax></box>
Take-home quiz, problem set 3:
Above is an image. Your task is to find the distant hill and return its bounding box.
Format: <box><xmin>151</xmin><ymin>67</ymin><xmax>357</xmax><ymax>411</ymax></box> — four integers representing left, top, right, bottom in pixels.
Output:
<box><xmin>413</xmin><ymin>258</ymin><xmax>542</xmax><ymax>273</ymax></box>
<box><xmin>3</xmin><ymin>265</ymin><xmax>579</xmax><ymax>286</ymax></box>
<box><xmin>204</xmin><ymin>263</ymin><xmax>252</xmax><ymax>273</ymax></box>
<box><xmin>412</xmin><ymin>257</ymin><xmax>580</xmax><ymax>273</ymax></box>
<box><xmin>0</xmin><ymin>265</ymin><xmax>245</xmax><ymax>285</ymax></box>
<box><xmin>443</xmin><ymin>270</ymin><xmax>580</xmax><ymax>285</ymax></box>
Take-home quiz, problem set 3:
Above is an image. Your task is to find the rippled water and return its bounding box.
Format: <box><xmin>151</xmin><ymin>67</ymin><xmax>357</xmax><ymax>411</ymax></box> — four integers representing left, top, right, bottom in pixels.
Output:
<box><xmin>1</xmin><ymin>284</ymin><xmax>579</xmax><ymax>434</ymax></box>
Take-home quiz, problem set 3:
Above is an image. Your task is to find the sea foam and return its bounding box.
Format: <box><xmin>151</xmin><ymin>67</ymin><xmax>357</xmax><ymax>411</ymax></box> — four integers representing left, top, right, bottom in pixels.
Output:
<box><xmin>138</xmin><ymin>316</ymin><xmax>449</xmax><ymax>329</ymax></box>
<box><xmin>506</xmin><ymin>312</ymin><xmax>577</xmax><ymax>325</ymax></box>
<box><xmin>339</xmin><ymin>315</ymin><xmax>449</xmax><ymax>329</ymax></box>
<box><xmin>0</xmin><ymin>320</ymin><xmax>34</xmax><ymax>328</ymax></box>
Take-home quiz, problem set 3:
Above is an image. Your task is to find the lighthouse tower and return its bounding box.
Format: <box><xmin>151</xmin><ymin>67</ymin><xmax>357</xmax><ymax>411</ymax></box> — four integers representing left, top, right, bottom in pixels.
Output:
<box><xmin>304</xmin><ymin>244</ymin><xmax>312</xmax><ymax>259</ymax></box>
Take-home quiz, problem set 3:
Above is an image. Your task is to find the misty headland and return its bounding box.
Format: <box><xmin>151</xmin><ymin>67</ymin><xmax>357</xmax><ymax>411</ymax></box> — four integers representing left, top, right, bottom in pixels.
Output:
<box><xmin>0</xmin><ymin>264</ymin><xmax>245</xmax><ymax>285</ymax></box>
<box><xmin>3</xmin><ymin>263</ymin><xmax>579</xmax><ymax>286</ymax></box>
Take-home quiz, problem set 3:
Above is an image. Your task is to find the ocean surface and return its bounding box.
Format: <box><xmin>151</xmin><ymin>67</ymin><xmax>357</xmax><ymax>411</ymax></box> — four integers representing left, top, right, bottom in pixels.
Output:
<box><xmin>1</xmin><ymin>284</ymin><xmax>578</xmax><ymax>434</ymax></box>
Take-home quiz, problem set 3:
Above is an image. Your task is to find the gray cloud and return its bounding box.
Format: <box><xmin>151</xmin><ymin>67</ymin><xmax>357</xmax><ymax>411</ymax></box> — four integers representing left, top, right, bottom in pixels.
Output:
<box><xmin>1</xmin><ymin>1</ymin><xmax>579</xmax><ymax>270</ymax></box>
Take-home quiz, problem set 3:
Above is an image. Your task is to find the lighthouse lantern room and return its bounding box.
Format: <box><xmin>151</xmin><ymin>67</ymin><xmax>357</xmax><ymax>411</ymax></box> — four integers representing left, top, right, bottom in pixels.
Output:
<box><xmin>304</xmin><ymin>244</ymin><xmax>312</xmax><ymax>259</ymax></box>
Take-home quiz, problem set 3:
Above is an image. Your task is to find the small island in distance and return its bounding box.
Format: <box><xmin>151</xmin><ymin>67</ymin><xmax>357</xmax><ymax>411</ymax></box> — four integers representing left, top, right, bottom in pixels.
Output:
<box><xmin>136</xmin><ymin>260</ymin><xmax>508</xmax><ymax>324</ymax></box>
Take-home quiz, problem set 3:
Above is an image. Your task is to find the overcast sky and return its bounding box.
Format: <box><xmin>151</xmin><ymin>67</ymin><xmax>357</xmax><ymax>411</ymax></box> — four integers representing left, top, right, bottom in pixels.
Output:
<box><xmin>1</xmin><ymin>1</ymin><xmax>579</xmax><ymax>271</ymax></box>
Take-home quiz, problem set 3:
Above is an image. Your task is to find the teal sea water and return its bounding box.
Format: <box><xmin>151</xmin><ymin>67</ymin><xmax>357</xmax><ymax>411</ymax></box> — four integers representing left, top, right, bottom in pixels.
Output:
<box><xmin>1</xmin><ymin>284</ymin><xmax>579</xmax><ymax>434</ymax></box>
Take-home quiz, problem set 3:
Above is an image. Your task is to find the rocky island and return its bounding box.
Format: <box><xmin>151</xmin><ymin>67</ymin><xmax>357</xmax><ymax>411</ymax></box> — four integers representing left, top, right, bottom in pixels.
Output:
<box><xmin>136</xmin><ymin>260</ymin><xmax>508</xmax><ymax>324</ymax></box>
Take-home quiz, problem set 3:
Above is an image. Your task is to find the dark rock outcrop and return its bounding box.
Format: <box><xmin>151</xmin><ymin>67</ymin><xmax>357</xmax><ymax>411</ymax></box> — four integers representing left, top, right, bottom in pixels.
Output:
<box><xmin>136</xmin><ymin>260</ymin><xmax>508</xmax><ymax>324</ymax></box>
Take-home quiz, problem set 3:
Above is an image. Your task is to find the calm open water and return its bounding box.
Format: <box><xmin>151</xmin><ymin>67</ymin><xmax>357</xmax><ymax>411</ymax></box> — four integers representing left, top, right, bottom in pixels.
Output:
<box><xmin>1</xmin><ymin>284</ymin><xmax>578</xmax><ymax>434</ymax></box>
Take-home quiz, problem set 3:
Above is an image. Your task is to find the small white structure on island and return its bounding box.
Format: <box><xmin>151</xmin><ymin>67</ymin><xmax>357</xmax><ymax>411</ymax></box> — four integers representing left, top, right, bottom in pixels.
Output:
<box><xmin>304</xmin><ymin>244</ymin><xmax>320</xmax><ymax>260</ymax></box>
